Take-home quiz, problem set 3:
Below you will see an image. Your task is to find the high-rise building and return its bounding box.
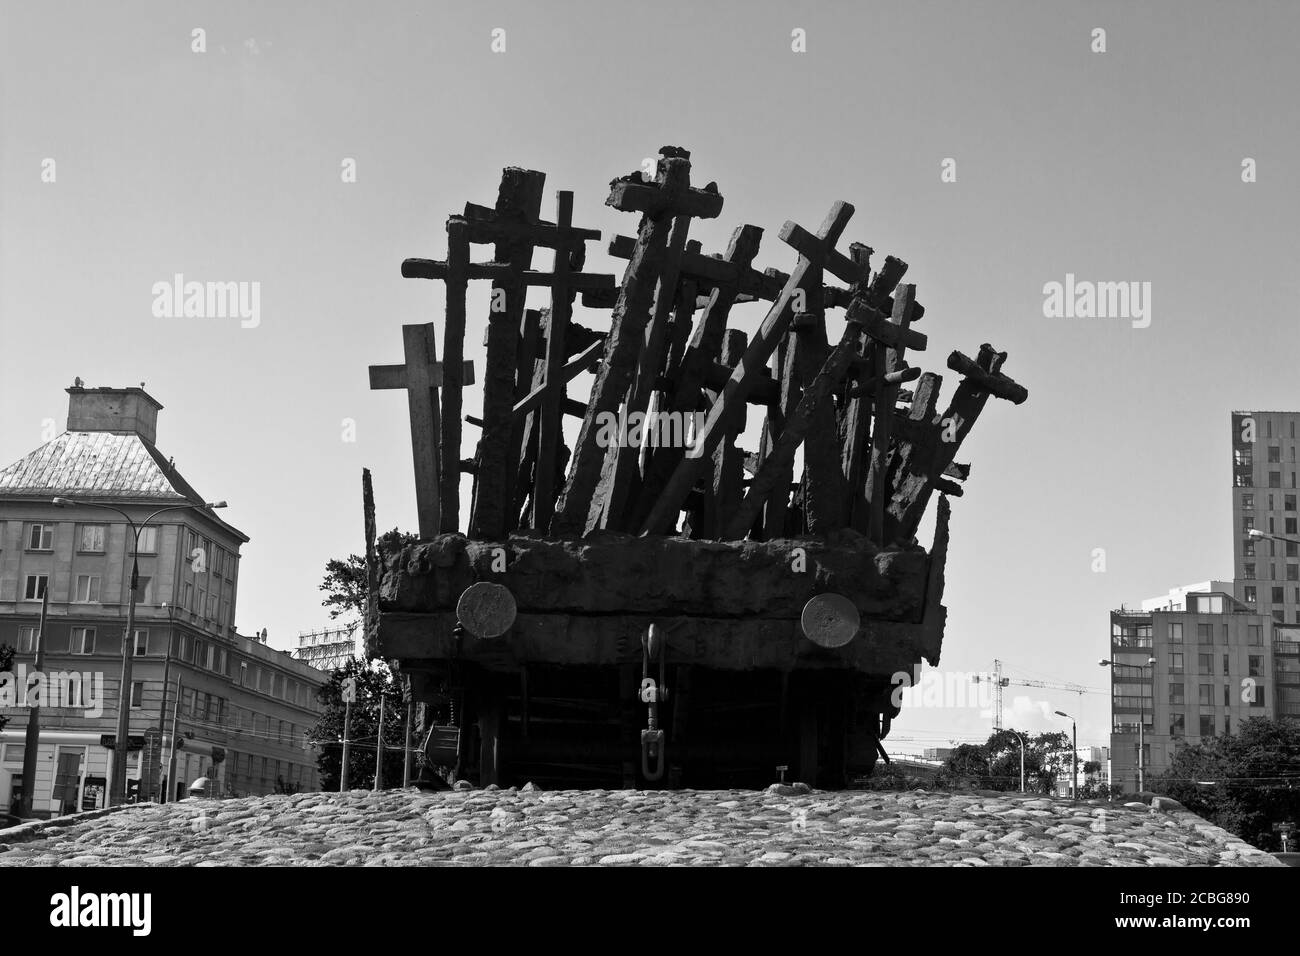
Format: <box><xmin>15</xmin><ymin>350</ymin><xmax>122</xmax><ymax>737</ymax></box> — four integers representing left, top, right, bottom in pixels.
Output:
<box><xmin>0</xmin><ymin>384</ymin><xmax>326</xmax><ymax>816</ymax></box>
<box><xmin>1230</xmin><ymin>411</ymin><xmax>1300</xmax><ymax>623</ymax></box>
<box><xmin>1107</xmin><ymin>585</ymin><xmax>1274</xmax><ymax>794</ymax></box>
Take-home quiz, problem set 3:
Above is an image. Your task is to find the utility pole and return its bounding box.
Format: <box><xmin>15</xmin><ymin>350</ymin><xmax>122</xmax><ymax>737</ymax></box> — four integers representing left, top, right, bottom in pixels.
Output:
<box><xmin>156</xmin><ymin>602</ymin><xmax>176</xmax><ymax>802</ymax></box>
<box><xmin>374</xmin><ymin>687</ymin><xmax>386</xmax><ymax>791</ymax></box>
<box><xmin>17</xmin><ymin>587</ymin><xmax>49</xmax><ymax>817</ymax></box>
<box><xmin>166</xmin><ymin>676</ymin><xmax>183</xmax><ymax>803</ymax></box>
<box><xmin>340</xmin><ymin>675</ymin><xmax>355</xmax><ymax>792</ymax></box>
<box><xmin>403</xmin><ymin>680</ymin><xmax>413</xmax><ymax>788</ymax></box>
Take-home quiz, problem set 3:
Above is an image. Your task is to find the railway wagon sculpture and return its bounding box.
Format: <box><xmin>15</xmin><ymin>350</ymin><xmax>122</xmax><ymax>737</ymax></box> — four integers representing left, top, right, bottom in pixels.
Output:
<box><xmin>365</xmin><ymin>148</ymin><xmax>1027</xmax><ymax>789</ymax></box>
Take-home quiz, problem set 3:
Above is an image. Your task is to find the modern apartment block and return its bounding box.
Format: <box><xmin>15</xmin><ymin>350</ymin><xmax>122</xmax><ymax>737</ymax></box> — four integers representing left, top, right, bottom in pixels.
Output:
<box><xmin>1107</xmin><ymin>585</ymin><xmax>1274</xmax><ymax>794</ymax></box>
<box><xmin>1230</xmin><ymin>411</ymin><xmax>1300</xmax><ymax>623</ymax></box>
<box><xmin>0</xmin><ymin>384</ymin><xmax>326</xmax><ymax>816</ymax></box>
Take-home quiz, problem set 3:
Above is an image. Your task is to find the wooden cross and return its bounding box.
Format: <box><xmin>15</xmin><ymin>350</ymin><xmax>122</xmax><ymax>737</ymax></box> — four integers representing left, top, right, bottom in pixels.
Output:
<box><xmin>400</xmin><ymin>191</ymin><xmax>612</xmax><ymax>536</ymax></box>
<box><xmin>467</xmin><ymin>168</ymin><xmax>546</xmax><ymax>540</ymax></box>
<box><xmin>884</xmin><ymin>343</ymin><xmax>1027</xmax><ymax>543</ymax></box>
<box><xmin>551</xmin><ymin>153</ymin><xmax>724</xmax><ymax>536</ymax></box>
<box><xmin>627</xmin><ymin>224</ymin><xmax>764</xmax><ymax>532</ymax></box>
<box><xmin>865</xmin><ymin>284</ymin><xmax>919</xmax><ymax>543</ymax></box>
<box><xmin>368</xmin><ymin>323</ymin><xmax>474</xmax><ymax>540</ymax></box>
<box><xmin>639</xmin><ymin>201</ymin><xmax>859</xmax><ymax>536</ymax></box>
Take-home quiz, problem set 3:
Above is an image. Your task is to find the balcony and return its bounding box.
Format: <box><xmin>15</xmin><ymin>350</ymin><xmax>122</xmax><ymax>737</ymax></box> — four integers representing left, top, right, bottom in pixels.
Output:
<box><xmin>1112</xmin><ymin>636</ymin><xmax>1153</xmax><ymax>650</ymax></box>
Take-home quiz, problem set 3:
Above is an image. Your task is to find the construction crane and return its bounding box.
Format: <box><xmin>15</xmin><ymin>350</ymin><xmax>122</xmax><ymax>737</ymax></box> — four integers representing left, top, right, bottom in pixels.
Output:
<box><xmin>971</xmin><ymin>659</ymin><xmax>1105</xmax><ymax>731</ymax></box>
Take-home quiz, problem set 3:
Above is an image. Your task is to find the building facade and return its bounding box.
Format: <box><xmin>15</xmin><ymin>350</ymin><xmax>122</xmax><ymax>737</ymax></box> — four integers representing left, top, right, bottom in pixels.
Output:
<box><xmin>1108</xmin><ymin>586</ymin><xmax>1274</xmax><ymax>794</ymax></box>
<box><xmin>1231</xmin><ymin>411</ymin><xmax>1300</xmax><ymax>623</ymax></box>
<box><xmin>0</xmin><ymin>385</ymin><xmax>326</xmax><ymax>816</ymax></box>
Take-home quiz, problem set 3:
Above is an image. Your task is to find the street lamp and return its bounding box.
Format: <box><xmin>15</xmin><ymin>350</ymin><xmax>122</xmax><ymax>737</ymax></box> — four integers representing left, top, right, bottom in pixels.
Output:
<box><xmin>1247</xmin><ymin>528</ymin><xmax>1300</xmax><ymax>546</ymax></box>
<box><xmin>1053</xmin><ymin>710</ymin><xmax>1078</xmax><ymax>799</ymax></box>
<box><xmin>157</xmin><ymin>600</ymin><xmax>177</xmax><ymax>803</ymax></box>
<box><xmin>1004</xmin><ymin>728</ymin><xmax>1026</xmax><ymax>793</ymax></box>
<box><xmin>1100</xmin><ymin>655</ymin><xmax>1155</xmax><ymax>793</ymax></box>
<box><xmin>52</xmin><ymin>496</ymin><xmax>226</xmax><ymax>806</ymax></box>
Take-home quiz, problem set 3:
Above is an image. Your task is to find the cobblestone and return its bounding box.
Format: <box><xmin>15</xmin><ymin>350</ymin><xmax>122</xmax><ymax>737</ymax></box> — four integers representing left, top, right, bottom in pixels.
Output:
<box><xmin>0</xmin><ymin>788</ymin><xmax>1282</xmax><ymax>866</ymax></box>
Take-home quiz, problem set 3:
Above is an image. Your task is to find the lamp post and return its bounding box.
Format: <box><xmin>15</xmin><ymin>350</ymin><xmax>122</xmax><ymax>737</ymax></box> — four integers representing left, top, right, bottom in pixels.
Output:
<box><xmin>52</xmin><ymin>496</ymin><xmax>226</xmax><ymax>806</ymax></box>
<box><xmin>157</xmin><ymin>600</ymin><xmax>177</xmax><ymax>803</ymax></box>
<box><xmin>1100</xmin><ymin>655</ymin><xmax>1155</xmax><ymax>793</ymax></box>
<box><xmin>1053</xmin><ymin>710</ymin><xmax>1077</xmax><ymax>799</ymax></box>
<box><xmin>1005</xmin><ymin>728</ymin><xmax>1027</xmax><ymax>793</ymax></box>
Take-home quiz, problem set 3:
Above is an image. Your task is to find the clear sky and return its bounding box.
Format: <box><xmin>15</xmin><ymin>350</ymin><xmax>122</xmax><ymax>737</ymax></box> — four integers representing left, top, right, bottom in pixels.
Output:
<box><xmin>3</xmin><ymin>1</ymin><xmax>1298</xmax><ymax>754</ymax></box>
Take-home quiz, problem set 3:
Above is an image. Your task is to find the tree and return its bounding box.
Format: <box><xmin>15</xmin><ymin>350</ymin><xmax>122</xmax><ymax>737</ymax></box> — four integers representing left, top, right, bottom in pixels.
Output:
<box><xmin>0</xmin><ymin>643</ymin><xmax>12</xmax><ymax>735</ymax></box>
<box><xmin>942</xmin><ymin>729</ymin><xmax>1073</xmax><ymax>793</ymax></box>
<box><xmin>319</xmin><ymin>528</ymin><xmax>418</xmax><ymax>620</ymax></box>
<box><xmin>1151</xmin><ymin>717</ymin><xmax>1300</xmax><ymax>852</ymax></box>
<box><xmin>308</xmin><ymin>657</ymin><xmax>408</xmax><ymax>791</ymax></box>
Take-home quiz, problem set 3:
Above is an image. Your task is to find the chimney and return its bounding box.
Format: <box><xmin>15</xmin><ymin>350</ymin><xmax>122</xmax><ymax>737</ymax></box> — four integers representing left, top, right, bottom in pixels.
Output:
<box><xmin>66</xmin><ymin>385</ymin><xmax>163</xmax><ymax>444</ymax></box>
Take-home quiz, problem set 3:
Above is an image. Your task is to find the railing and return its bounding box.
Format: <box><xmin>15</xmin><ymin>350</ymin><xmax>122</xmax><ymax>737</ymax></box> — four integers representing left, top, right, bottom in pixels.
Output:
<box><xmin>1112</xmin><ymin>636</ymin><xmax>1153</xmax><ymax>649</ymax></box>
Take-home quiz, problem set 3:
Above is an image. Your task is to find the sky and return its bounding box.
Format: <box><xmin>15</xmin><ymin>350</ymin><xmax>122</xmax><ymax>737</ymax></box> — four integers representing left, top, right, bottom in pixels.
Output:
<box><xmin>3</xmin><ymin>0</ymin><xmax>1298</xmax><ymax>755</ymax></box>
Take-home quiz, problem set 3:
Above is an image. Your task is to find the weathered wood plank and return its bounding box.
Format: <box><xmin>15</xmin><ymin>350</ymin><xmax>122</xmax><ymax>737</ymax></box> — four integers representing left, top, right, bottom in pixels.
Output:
<box><xmin>640</xmin><ymin>202</ymin><xmax>856</xmax><ymax>535</ymax></box>
<box><xmin>439</xmin><ymin>218</ymin><xmax>470</xmax><ymax>533</ymax></box>
<box><xmin>469</xmin><ymin>168</ymin><xmax>546</xmax><ymax>540</ymax></box>
<box><xmin>866</xmin><ymin>285</ymin><xmax>918</xmax><ymax>544</ymax></box>
<box><xmin>552</xmin><ymin>155</ymin><xmax>713</xmax><ymax>535</ymax></box>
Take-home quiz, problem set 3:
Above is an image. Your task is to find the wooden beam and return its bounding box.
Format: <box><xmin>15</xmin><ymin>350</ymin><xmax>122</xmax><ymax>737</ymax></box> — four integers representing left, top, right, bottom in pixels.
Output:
<box><xmin>640</xmin><ymin>201</ymin><xmax>856</xmax><ymax>536</ymax></box>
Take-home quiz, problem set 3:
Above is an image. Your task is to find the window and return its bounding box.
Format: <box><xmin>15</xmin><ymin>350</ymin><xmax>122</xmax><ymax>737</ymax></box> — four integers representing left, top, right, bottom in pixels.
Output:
<box><xmin>130</xmin><ymin>681</ymin><xmax>144</xmax><ymax>708</ymax></box>
<box><xmin>1287</xmin><ymin>495</ymin><xmax>1297</xmax><ymax>511</ymax></box>
<box><xmin>193</xmin><ymin>640</ymin><xmax>204</xmax><ymax>665</ymax></box>
<box><xmin>71</xmin><ymin>627</ymin><xmax>96</xmax><ymax>655</ymax></box>
<box><xmin>1170</xmin><ymin>713</ymin><xmax>1185</xmax><ymax>737</ymax></box>
<box><xmin>1271</xmin><ymin>472</ymin><xmax>1282</xmax><ymax>488</ymax></box>
<box><xmin>17</xmin><ymin>627</ymin><xmax>36</xmax><ymax>653</ymax></box>
<box><xmin>1244</xmin><ymin>586</ymin><xmax>1257</xmax><ymax>603</ymax></box>
<box><xmin>1169</xmin><ymin>682</ymin><xmax>1185</xmax><ymax>704</ymax></box>
<box><xmin>78</xmin><ymin>524</ymin><xmax>106</xmax><ymax>552</ymax></box>
<box><xmin>1289</xmin><ymin>518</ymin><xmax>1299</xmax><ymax>535</ymax></box>
<box><xmin>1241</xmin><ymin>516</ymin><xmax>1254</xmax><ymax>533</ymax></box>
<box><xmin>1289</xmin><ymin>565</ymin><xmax>1299</xmax><ymax>582</ymax></box>
<box><xmin>182</xmin><ymin>687</ymin><xmax>195</xmax><ymax>717</ymax></box>
<box><xmin>1224</xmin><ymin>684</ymin><xmax>1231</xmax><ymax>706</ymax></box>
<box><xmin>1269</xmin><ymin>445</ymin><xmax>1281</xmax><ymax>463</ymax></box>
<box><xmin>1249</xmin><ymin>655</ymin><xmax>1263</xmax><ymax>677</ymax></box>
<box><xmin>1243</xmin><ymin>563</ymin><xmax>1256</xmax><ymax>580</ymax></box>
<box><xmin>1223</xmin><ymin>653</ymin><xmax>1230</xmax><ymax>675</ymax></box>
<box><xmin>1248</xmin><ymin>624</ymin><xmax>1262</xmax><ymax>645</ymax></box>
<box><xmin>1236</xmin><ymin>447</ymin><xmax>1254</xmax><ymax>467</ymax></box>
<box><xmin>1244</xmin><ymin>540</ymin><xmax>1256</xmax><ymax>557</ymax></box>
<box><xmin>1273</xmin><ymin>587</ymin><xmax>1285</xmax><ymax>604</ymax></box>
<box><xmin>218</xmin><ymin>649</ymin><xmax>227</xmax><ymax>675</ymax></box>
<box><xmin>1250</xmin><ymin>684</ymin><xmax>1265</xmax><ymax>707</ymax></box>
<box><xmin>23</xmin><ymin>575</ymin><xmax>48</xmax><ymax>601</ymax></box>
<box><xmin>1243</xmin><ymin>493</ymin><xmax>1255</xmax><ymax>510</ymax></box>
<box><xmin>1169</xmin><ymin>653</ymin><xmax>1184</xmax><ymax>675</ymax></box>
<box><xmin>206</xmin><ymin>593</ymin><xmax>218</xmax><ymax>620</ymax></box>
<box><xmin>1199</xmin><ymin>714</ymin><xmax>1215</xmax><ymax>737</ymax></box>
<box><xmin>1289</xmin><ymin>542</ymin><xmax>1299</xmax><ymax>557</ymax></box>
<box><xmin>132</xmin><ymin>575</ymin><xmax>152</xmax><ymax>603</ymax></box>
<box><xmin>73</xmin><ymin>575</ymin><xmax>101</xmax><ymax>603</ymax></box>
<box><xmin>1198</xmin><ymin>623</ymin><xmax>1213</xmax><ymax>643</ymax></box>
<box><xmin>1198</xmin><ymin>653</ymin><xmax>1213</xmax><ymax>675</ymax></box>
<box><xmin>133</xmin><ymin>630</ymin><xmax>149</xmax><ymax>656</ymax></box>
<box><xmin>183</xmin><ymin>582</ymin><xmax>194</xmax><ymax>611</ymax></box>
<box><xmin>1165</xmin><ymin>622</ymin><xmax>1182</xmax><ymax>644</ymax></box>
<box><xmin>133</xmin><ymin>526</ymin><xmax>158</xmax><ymax>554</ymax></box>
<box><xmin>239</xmin><ymin>662</ymin><xmax>248</xmax><ymax>686</ymax></box>
<box><xmin>1225</xmin><ymin>714</ymin><xmax>1232</xmax><ymax>734</ymax></box>
<box><xmin>26</xmin><ymin>523</ymin><xmax>54</xmax><ymax>550</ymax></box>
<box><xmin>1198</xmin><ymin>684</ymin><xmax>1213</xmax><ymax>705</ymax></box>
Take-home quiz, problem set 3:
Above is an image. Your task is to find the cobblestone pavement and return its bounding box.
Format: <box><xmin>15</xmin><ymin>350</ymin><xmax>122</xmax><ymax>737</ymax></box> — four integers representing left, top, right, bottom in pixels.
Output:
<box><xmin>0</xmin><ymin>785</ymin><xmax>1282</xmax><ymax>866</ymax></box>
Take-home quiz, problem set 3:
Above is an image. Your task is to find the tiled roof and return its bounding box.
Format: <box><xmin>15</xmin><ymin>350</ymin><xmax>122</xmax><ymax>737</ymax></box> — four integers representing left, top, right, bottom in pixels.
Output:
<box><xmin>0</xmin><ymin>431</ymin><xmax>204</xmax><ymax>502</ymax></box>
